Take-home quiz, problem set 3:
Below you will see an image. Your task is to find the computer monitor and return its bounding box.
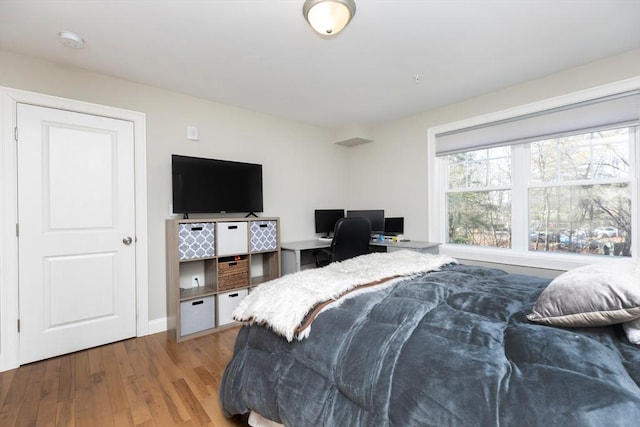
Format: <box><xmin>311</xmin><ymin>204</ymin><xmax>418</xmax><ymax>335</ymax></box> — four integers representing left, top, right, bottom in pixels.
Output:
<box><xmin>347</xmin><ymin>209</ymin><xmax>385</xmax><ymax>234</ymax></box>
<box><xmin>384</xmin><ymin>217</ymin><xmax>404</xmax><ymax>236</ymax></box>
<box><xmin>314</xmin><ymin>209</ymin><xmax>345</xmax><ymax>237</ymax></box>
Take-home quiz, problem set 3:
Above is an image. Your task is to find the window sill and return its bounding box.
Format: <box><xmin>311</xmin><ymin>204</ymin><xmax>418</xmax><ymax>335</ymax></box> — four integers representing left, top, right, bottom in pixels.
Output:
<box><xmin>439</xmin><ymin>244</ymin><xmax>615</xmax><ymax>272</ymax></box>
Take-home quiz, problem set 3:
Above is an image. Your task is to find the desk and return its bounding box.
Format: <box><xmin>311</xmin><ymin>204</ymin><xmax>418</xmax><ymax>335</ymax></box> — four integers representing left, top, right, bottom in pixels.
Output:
<box><xmin>281</xmin><ymin>239</ymin><xmax>440</xmax><ymax>275</ymax></box>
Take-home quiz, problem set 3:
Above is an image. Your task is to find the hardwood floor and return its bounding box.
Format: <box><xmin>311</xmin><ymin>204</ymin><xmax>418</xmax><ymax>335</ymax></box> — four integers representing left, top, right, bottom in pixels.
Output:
<box><xmin>0</xmin><ymin>326</ymin><xmax>250</xmax><ymax>426</ymax></box>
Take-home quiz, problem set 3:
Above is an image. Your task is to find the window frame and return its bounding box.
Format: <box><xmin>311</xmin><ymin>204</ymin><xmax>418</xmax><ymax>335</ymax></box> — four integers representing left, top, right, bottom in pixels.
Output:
<box><xmin>427</xmin><ymin>78</ymin><xmax>640</xmax><ymax>270</ymax></box>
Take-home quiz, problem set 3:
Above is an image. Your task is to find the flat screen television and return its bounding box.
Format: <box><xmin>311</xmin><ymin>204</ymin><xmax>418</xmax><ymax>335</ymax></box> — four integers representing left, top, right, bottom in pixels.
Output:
<box><xmin>314</xmin><ymin>209</ymin><xmax>345</xmax><ymax>237</ymax></box>
<box><xmin>347</xmin><ymin>209</ymin><xmax>385</xmax><ymax>234</ymax></box>
<box><xmin>172</xmin><ymin>155</ymin><xmax>263</xmax><ymax>215</ymax></box>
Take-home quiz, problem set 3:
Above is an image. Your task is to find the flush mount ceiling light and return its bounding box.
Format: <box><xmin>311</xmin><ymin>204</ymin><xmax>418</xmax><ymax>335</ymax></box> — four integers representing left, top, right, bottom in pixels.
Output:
<box><xmin>58</xmin><ymin>31</ymin><xmax>84</xmax><ymax>49</ymax></box>
<box><xmin>303</xmin><ymin>0</ymin><xmax>356</xmax><ymax>38</ymax></box>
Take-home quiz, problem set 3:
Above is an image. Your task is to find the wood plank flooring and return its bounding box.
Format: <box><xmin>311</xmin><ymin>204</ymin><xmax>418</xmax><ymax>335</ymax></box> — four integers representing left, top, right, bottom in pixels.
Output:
<box><xmin>0</xmin><ymin>326</ymin><xmax>250</xmax><ymax>427</ymax></box>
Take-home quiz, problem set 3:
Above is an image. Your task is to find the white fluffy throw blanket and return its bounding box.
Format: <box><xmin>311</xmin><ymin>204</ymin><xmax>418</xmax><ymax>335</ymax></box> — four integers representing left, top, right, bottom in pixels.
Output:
<box><xmin>233</xmin><ymin>250</ymin><xmax>456</xmax><ymax>341</ymax></box>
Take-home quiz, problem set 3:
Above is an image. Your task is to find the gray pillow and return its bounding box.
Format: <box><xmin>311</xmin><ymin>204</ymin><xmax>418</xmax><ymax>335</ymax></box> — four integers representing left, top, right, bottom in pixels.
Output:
<box><xmin>527</xmin><ymin>259</ymin><xmax>640</xmax><ymax>327</ymax></box>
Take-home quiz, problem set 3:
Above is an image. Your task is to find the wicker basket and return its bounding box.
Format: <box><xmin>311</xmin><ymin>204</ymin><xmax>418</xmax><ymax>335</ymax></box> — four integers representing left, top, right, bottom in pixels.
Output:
<box><xmin>218</xmin><ymin>258</ymin><xmax>249</xmax><ymax>291</ymax></box>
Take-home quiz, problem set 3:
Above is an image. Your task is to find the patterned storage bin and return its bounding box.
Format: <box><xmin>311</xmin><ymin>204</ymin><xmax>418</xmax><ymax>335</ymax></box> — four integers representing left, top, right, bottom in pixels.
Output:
<box><xmin>250</xmin><ymin>220</ymin><xmax>278</xmax><ymax>252</ymax></box>
<box><xmin>178</xmin><ymin>222</ymin><xmax>215</xmax><ymax>260</ymax></box>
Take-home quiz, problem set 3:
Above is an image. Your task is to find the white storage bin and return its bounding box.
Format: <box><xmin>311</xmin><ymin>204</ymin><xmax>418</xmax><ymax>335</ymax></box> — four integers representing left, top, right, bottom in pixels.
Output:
<box><xmin>180</xmin><ymin>296</ymin><xmax>215</xmax><ymax>336</ymax></box>
<box><xmin>218</xmin><ymin>289</ymin><xmax>248</xmax><ymax>326</ymax></box>
<box><xmin>178</xmin><ymin>222</ymin><xmax>215</xmax><ymax>260</ymax></box>
<box><xmin>250</xmin><ymin>220</ymin><xmax>278</xmax><ymax>252</ymax></box>
<box><xmin>217</xmin><ymin>222</ymin><xmax>248</xmax><ymax>256</ymax></box>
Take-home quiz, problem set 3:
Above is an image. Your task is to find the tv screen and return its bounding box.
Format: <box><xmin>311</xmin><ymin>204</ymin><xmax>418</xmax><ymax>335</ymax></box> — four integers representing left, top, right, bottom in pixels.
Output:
<box><xmin>347</xmin><ymin>209</ymin><xmax>385</xmax><ymax>234</ymax></box>
<box><xmin>172</xmin><ymin>155</ymin><xmax>263</xmax><ymax>214</ymax></box>
<box><xmin>314</xmin><ymin>209</ymin><xmax>345</xmax><ymax>236</ymax></box>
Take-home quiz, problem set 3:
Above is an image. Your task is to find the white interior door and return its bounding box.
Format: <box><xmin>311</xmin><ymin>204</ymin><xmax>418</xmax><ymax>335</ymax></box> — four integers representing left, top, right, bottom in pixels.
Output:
<box><xmin>17</xmin><ymin>103</ymin><xmax>137</xmax><ymax>365</ymax></box>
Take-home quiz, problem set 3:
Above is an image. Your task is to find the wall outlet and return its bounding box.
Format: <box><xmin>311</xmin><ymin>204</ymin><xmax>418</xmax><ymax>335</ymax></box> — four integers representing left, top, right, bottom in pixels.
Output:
<box><xmin>191</xmin><ymin>275</ymin><xmax>203</xmax><ymax>288</ymax></box>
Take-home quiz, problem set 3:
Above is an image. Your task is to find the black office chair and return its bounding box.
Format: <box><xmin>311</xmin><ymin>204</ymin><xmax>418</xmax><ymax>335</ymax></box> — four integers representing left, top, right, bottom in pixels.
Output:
<box><xmin>314</xmin><ymin>217</ymin><xmax>372</xmax><ymax>267</ymax></box>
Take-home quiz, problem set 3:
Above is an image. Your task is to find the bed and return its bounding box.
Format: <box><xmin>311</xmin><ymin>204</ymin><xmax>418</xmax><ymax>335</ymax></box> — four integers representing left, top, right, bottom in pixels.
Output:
<box><xmin>219</xmin><ymin>251</ymin><xmax>640</xmax><ymax>426</ymax></box>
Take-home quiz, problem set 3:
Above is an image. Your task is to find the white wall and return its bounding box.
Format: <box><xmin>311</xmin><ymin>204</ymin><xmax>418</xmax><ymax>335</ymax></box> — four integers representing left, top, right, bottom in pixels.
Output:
<box><xmin>1</xmin><ymin>48</ymin><xmax>639</xmax><ymax>327</ymax></box>
<box><xmin>0</xmin><ymin>50</ymin><xmax>350</xmax><ymax>323</ymax></box>
<box><xmin>346</xmin><ymin>48</ymin><xmax>640</xmax><ymax>246</ymax></box>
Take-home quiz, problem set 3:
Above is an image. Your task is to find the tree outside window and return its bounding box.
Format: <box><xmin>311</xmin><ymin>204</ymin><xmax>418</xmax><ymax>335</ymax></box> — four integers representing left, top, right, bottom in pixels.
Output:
<box><xmin>447</xmin><ymin>147</ymin><xmax>511</xmax><ymax>248</ymax></box>
<box><xmin>446</xmin><ymin>127</ymin><xmax>633</xmax><ymax>257</ymax></box>
<box><xmin>529</xmin><ymin>128</ymin><xmax>631</xmax><ymax>256</ymax></box>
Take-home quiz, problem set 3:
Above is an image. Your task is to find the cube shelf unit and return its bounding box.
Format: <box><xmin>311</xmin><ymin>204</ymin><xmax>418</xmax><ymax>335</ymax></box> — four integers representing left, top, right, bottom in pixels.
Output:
<box><xmin>166</xmin><ymin>217</ymin><xmax>280</xmax><ymax>342</ymax></box>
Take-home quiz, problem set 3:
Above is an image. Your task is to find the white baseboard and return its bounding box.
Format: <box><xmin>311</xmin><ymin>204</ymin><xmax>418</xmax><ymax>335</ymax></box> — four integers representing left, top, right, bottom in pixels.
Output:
<box><xmin>147</xmin><ymin>317</ymin><xmax>168</xmax><ymax>335</ymax></box>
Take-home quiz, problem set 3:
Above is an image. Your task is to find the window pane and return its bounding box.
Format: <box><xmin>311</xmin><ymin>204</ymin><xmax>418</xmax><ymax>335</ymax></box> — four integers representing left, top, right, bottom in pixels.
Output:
<box><xmin>531</xmin><ymin>128</ymin><xmax>630</xmax><ymax>182</ymax></box>
<box><xmin>487</xmin><ymin>156</ymin><xmax>511</xmax><ymax>186</ymax></box>
<box><xmin>448</xmin><ymin>190</ymin><xmax>511</xmax><ymax>247</ymax></box>
<box><xmin>449</xmin><ymin>146</ymin><xmax>511</xmax><ymax>189</ymax></box>
<box><xmin>528</xmin><ymin>183</ymin><xmax>631</xmax><ymax>256</ymax></box>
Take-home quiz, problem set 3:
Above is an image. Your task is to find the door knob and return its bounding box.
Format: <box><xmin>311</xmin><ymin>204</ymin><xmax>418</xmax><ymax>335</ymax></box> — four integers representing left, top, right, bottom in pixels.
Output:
<box><xmin>122</xmin><ymin>236</ymin><xmax>133</xmax><ymax>245</ymax></box>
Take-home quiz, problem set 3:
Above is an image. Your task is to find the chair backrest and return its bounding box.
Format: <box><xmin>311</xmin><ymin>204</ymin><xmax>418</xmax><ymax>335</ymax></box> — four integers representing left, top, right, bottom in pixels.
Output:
<box><xmin>330</xmin><ymin>217</ymin><xmax>372</xmax><ymax>263</ymax></box>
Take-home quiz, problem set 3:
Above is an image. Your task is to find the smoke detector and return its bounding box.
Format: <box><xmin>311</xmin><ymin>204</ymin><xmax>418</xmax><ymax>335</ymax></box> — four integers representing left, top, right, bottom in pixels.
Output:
<box><xmin>58</xmin><ymin>31</ymin><xmax>84</xmax><ymax>49</ymax></box>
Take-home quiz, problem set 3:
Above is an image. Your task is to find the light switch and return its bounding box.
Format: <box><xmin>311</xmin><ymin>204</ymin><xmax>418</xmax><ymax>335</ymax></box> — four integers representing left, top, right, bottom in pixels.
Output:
<box><xmin>187</xmin><ymin>126</ymin><xmax>199</xmax><ymax>141</ymax></box>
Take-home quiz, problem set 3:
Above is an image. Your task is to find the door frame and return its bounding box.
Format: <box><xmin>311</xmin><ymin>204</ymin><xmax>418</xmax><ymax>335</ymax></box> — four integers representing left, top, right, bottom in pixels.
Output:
<box><xmin>0</xmin><ymin>87</ymin><xmax>148</xmax><ymax>372</ymax></box>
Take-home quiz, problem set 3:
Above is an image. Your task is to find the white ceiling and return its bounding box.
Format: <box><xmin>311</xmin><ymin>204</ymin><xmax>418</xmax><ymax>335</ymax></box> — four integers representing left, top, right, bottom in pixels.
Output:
<box><xmin>1</xmin><ymin>0</ymin><xmax>639</xmax><ymax>128</ymax></box>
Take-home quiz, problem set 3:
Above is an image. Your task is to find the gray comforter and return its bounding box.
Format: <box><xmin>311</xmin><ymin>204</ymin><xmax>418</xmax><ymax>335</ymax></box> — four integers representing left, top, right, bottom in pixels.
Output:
<box><xmin>220</xmin><ymin>264</ymin><xmax>640</xmax><ymax>426</ymax></box>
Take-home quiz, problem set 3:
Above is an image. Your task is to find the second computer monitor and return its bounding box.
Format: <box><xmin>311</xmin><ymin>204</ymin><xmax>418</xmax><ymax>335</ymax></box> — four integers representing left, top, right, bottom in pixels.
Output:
<box><xmin>347</xmin><ymin>209</ymin><xmax>385</xmax><ymax>234</ymax></box>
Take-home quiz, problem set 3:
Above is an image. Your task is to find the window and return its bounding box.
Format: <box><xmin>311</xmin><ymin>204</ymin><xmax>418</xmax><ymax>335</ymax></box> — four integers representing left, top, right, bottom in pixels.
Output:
<box><xmin>428</xmin><ymin>81</ymin><xmax>640</xmax><ymax>268</ymax></box>
<box><xmin>445</xmin><ymin>126</ymin><xmax>635</xmax><ymax>257</ymax></box>
<box><xmin>447</xmin><ymin>146</ymin><xmax>512</xmax><ymax>248</ymax></box>
<box><xmin>528</xmin><ymin>128</ymin><xmax>632</xmax><ymax>257</ymax></box>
